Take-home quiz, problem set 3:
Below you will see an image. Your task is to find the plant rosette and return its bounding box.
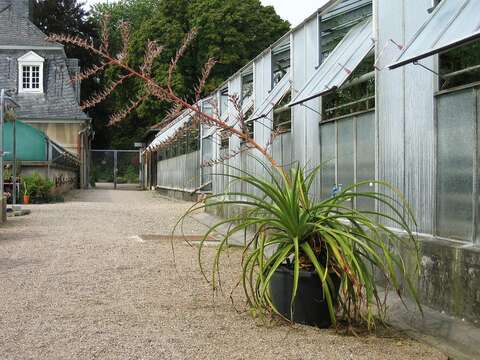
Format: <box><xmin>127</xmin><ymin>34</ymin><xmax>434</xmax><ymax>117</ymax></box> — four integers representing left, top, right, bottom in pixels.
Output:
<box><xmin>176</xmin><ymin>158</ymin><xmax>422</xmax><ymax>330</ymax></box>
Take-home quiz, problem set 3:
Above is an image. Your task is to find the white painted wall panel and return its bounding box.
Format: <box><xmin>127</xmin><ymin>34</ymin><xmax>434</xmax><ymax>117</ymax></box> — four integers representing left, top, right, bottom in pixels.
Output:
<box><xmin>156</xmin><ymin>151</ymin><xmax>200</xmax><ymax>191</ymax></box>
<box><xmin>292</xmin><ymin>16</ymin><xmax>321</xmax><ymax>194</ymax></box>
<box><xmin>376</xmin><ymin>0</ymin><xmax>405</xmax><ymax>226</ymax></box>
<box><xmin>292</xmin><ymin>25</ymin><xmax>306</xmax><ymax>165</ymax></box>
<box><xmin>377</xmin><ymin>0</ymin><xmax>436</xmax><ymax>232</ymax></box>
<box><xmin>228</xmin><ymin>75</ymin><xmax>242</xmax><ymax>195</ymax></box>
<box><xmin>253</xmin><ymin>52</ymin><xmax>272</xmax><ymax>149</ymax></box>
<box><xmin>251</xmin><ymin>52</ymin><xmax>273</xmax><ymax>193</ymax></box>
<box><xmin>403</xmin><ymin>0</ymin><xmax>436</xmax><ymax>233</ymax></box>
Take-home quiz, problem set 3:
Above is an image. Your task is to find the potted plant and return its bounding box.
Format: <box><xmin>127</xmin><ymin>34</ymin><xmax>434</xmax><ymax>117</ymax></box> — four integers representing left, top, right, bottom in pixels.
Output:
<box><xmin>22</xmin><ymin>181</ymin><xmax>30</xmax><ymax>204</ymax></box>
<box><xmin>22</xmin><ymin>173</ymin><xmax>54</xmax><ymax>204</ymax></box>
<box><xmin>178</xmin><ymin>160</ymin><xmax>421</xmax><ymax>329</ymax></box>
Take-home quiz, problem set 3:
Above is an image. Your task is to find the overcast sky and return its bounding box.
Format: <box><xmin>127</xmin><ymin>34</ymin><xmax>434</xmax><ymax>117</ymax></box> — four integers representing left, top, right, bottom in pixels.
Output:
<box><xmin>83</xmin><ymin>0</ymin><xmax>327</xmax><ymax>27</ymax></box>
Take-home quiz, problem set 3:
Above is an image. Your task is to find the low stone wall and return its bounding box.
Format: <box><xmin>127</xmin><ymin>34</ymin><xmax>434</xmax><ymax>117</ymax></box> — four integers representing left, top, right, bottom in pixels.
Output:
<box><xmin>13</xmin><ymin>162</ymin><xmax>78</xmax><ymax>195</ymax></box>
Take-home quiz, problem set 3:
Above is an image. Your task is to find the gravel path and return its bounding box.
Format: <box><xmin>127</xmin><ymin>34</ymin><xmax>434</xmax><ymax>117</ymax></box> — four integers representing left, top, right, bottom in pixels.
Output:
<box><xmin>0</xmin><ymin>189</ymin><xmax>447</xmax><ymax>360</ymax></box>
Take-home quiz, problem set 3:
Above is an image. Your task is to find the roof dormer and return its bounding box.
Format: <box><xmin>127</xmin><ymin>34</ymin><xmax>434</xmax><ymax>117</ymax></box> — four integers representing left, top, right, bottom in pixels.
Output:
<box><xmin>18</xmin><ymin>51</ymin><xmax>45</xmax><ymax>94</ymax></box>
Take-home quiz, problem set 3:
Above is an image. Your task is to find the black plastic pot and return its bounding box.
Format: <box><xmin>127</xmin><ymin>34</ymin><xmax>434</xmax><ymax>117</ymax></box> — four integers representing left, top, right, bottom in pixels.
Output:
<box><xmin>269</xmin><ymin>265</ymin><xmax>341</xmax><ymax>328</ymax></box>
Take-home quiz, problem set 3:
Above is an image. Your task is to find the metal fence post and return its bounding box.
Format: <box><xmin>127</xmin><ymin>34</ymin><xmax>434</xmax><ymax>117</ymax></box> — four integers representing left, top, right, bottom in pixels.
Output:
<box><xmin>113</xmin><ymin>150</ymin><xmax>118</xmax><ymax>190</ymax></box>
<box><xmin>12</xmin><ymin>116</ymin><xmax>16</xmax><ymax>205</ymax></box>
<box><xmin>0</xmin><ymin>90</ymin><xmax>4</xmax><ymax>206</ymax></box>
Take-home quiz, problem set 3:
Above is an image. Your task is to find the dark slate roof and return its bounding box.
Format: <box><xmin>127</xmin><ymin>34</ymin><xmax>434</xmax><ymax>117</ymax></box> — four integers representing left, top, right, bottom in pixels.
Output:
<box><xmin>0</xmin><ymin>49</ymin><xmax>89</xmax><ymax>121</ymax></box>
<box><xmin>0</xmin><ymin>4</ymin><xmax>60</xmax><ymax>48</ymax></box>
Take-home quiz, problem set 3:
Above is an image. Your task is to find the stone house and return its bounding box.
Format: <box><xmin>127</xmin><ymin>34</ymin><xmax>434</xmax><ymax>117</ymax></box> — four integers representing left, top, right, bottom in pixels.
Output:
<box><xmin>0</xmin><ymin>0</ymin><xmax>90</xmax><ymax>188</ymax></box>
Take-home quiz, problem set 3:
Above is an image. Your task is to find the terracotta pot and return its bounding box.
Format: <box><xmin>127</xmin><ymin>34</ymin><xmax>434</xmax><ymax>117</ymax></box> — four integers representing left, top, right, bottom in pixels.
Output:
<box><xmin>23</xmin><ymin>195</ymin><xmax>30</xmax><ymax>204</ymax></box>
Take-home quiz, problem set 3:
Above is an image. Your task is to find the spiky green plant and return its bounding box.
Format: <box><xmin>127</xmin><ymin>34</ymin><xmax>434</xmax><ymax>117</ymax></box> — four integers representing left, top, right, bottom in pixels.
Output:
<box><xmin>176</xmin><ymin>158</ymin><xmax>421</xmax><ymax>330</ymax></box>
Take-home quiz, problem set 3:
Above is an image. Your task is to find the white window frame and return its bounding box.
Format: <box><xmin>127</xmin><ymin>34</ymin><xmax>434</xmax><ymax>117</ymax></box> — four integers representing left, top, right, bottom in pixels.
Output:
<box><xmin>18</xmin><ymin>51</ymin><xmax>45</xmax><ymax>94</ymax></box>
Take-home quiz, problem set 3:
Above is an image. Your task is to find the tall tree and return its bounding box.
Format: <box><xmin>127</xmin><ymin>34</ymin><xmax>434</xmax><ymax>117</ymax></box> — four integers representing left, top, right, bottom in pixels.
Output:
<box><xmin>32</xmin><ymin>0</ymin><xmax>97</xmax><ymax>69</ymax></box>
<box><xmin>99</xmin><ymin>0</ymin><xmax>290</xmax><ymax>149</ymax></box>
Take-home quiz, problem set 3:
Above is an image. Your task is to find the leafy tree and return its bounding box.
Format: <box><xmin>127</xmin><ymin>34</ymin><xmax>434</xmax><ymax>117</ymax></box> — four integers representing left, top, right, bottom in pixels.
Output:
<box><xmin>99</xmin><ymin>0</ymin><xmax>289</xmax><ymax>149</ymax></box>
<box><xmin>33</xmin><ymin>0</ymin><xmax>96</xmax><ymax>61</ymax></box>
<box><xmin>131</xmin><ymin>0</ymin><xmax>290</xmax><ymax>94</ymax></box>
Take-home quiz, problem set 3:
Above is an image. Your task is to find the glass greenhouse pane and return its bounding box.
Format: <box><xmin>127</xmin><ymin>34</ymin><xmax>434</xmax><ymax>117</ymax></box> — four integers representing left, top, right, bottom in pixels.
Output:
<box><xmin>337</xmin><ymin>118</ymin><xmax>355</xmax><ymax>192</ymax></box>
<box><xmin>355</xmin><ymin>112</ymin><xmax>375</xmax><ymax>211</ymax></box>
<box><xmin>147</xmin><ymin>110</ymin><xmax>192</xmax><ymax>151</ymax></box>
<box><xmin>437</xmin><ymin>89</ymin><xmax>476</xmax><ymax>241</ymax></box>
<box><xmin>220</xmin><ymin>89</ymin><xmax>229</xmax><ymax>116</ymax></box>
<box><xmin>202</xmin><ymin>136</ymin><xmax>214</xmax><ymax>185</ymax></box>
<box><xmin>290</xmin><ymin>18</ymin><xmax>373</xmax><ymax>106</ymax></box>
<box><xmin>320</xmin><ymin>122</ymin><xmax>336</xmax><ymax>200</ymax></box>
<box><xmin>390</xmin><ymin>0</ymin><xmax>480</xmax><ymax>69</ymax></box>
<box><xmin>249</xmin><ymin>69</ymin><xmax>291</xmax><ymax>121</ymax></box>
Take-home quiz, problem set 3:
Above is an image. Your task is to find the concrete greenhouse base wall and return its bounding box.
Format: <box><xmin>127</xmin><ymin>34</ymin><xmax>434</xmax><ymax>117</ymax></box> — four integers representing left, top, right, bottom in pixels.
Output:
<box><xmin>417</xmin><ymin>238</ymin><xmax>480</xmax><ymax>324</ymax></box>
<box><xmin>155</xmin><ymin>186</ymin><xmax>205</xmax><ymax>203</ymax></box>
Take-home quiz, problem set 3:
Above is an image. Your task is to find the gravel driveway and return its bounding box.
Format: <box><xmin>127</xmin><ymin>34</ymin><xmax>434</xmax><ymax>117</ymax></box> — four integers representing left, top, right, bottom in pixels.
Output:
<box><xmin>0</xmin><ymin>188</ymin><xmax>447</xmax><ymax>360</ymax></box>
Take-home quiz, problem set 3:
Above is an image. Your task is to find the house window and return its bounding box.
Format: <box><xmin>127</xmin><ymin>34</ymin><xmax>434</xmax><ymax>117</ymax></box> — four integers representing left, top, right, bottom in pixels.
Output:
<box><xmin>22</xmin><ymin>65</ymin><xmax>41</xmax><ymax>90</ymax></box>
<box><xmin>273</xmin><ymin>90</ymin><xmax>292</xmax><ymax>133</ymax></box>
<box><xmin>18</xmin><ymin>51</ymin><xmax>44</xmax><ymax>94</ymax></box>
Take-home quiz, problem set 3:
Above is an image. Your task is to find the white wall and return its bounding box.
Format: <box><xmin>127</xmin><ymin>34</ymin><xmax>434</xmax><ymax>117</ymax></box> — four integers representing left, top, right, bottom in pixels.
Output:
<box><xmin>375</xmin><ymin>0</ymin><xmax>436</xmax><ymax>233</ymax></box>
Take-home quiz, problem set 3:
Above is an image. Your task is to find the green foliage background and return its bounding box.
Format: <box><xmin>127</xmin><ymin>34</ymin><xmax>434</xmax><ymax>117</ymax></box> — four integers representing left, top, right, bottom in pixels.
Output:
<box><xmin>33</xmin><ymin>0</ymin><xmax>290</xmax><ymax>150</ymax></box>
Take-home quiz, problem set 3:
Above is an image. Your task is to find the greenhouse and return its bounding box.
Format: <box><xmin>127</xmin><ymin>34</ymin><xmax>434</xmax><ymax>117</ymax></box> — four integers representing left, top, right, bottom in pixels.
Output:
<box><xmin>141</xmin><ymin>0</ymin><xmax>480</xmax><ymax>329</ymax></box>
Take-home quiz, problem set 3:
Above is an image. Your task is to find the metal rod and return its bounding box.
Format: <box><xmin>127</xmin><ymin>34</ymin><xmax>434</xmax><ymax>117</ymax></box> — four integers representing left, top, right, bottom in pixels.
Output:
<box><xmin>289</xmin><ymin>86</ymin><xmax>337</xmax><ymax>108</ymax></box>
<box><xmin>113</xmin><ymin>150</ymin><xmax>117</xmax><ymax>190</ymax></box>
<box><xmin>324</xmin><ymin>95</ymin><xmax>375</xmax><ymax>113</ymax></box>
<box><xmin>12</xmin><ymin>116</ymin><xmax>16</xmax><ymax>205</ymax></box>
<box><xmin>90</xmin><ymin>149</ymin><xmax>139</xmax><ymax>153</ymax></box>
<box><xmin>413</xmin><ymin>61</ymin><xmax>445</xmax><ymax>79</ymax></box>
<box><xmin>3</xmin><ymin>95</ymin><xmax>19</xmax><ymax>108</ymax></box>
<box><xmin>300</xmin><ymin>103</ymin><xmax>322</xmax><ymax>116</ymax></box>
<box><xmin>341</xmin><ymin>71</ymin><xmax>375</xmax><ymax>89</ymax></box>
<box><xmin>443</xmin><ymin>64</ymin><xmax>480</xmax><ymax>79</ymax></box>
<box><xmin>0</xmin><ymin>89</ymin><xmax>4</xmax><ymax>209</ymax></box>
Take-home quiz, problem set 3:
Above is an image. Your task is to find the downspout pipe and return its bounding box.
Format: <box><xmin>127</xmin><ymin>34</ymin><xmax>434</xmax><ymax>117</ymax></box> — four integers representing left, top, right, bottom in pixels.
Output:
<box><xmin>78</xmin><ymin>122</ymin><xmax>91</xmax><ymax>189</ymax></box>
<box><xmin>0</xmin><ymin>89</ymin><xmax>20</xmax><ymax>206</ymax></box>
<box><xmin>0</xmin><ymin>89</ymin><xmax>4</xmax><ymax>208</ymax></box>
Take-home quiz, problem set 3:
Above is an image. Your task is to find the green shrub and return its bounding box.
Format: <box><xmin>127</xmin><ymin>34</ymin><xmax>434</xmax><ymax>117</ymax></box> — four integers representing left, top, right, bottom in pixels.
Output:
<box><xmin>22</xmin><ymin>173</ymin><xmax>54</xmax><ymax>203</ymax></box>
<box><xmin>124</xmin><ymin>165</ymin><xmax>139</xmax><ymax>183</ymax></box>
